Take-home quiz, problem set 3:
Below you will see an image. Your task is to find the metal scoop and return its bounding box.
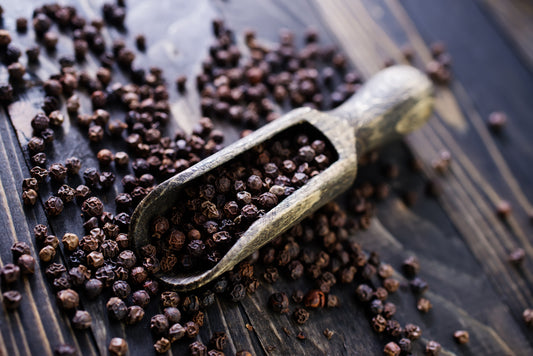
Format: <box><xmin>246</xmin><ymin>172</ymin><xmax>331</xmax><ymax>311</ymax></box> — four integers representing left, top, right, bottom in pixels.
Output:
<box><xmin>130</xmin><ymin>65</ymin><xmax>434</xmax><ymax>291</ymax></box>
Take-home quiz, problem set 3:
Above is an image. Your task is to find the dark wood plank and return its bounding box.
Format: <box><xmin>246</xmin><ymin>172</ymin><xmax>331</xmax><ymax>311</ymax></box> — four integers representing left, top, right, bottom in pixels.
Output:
<box><xmin>476</xmin><ymin>0</ymin><xmax>533</xmax><ymax>73</ymax></box>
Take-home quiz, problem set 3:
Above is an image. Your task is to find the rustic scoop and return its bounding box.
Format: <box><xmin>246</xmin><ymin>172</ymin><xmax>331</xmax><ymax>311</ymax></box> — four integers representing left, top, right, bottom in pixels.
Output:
<box><xmin>130</xmin><ymin>65</ymin><xmax>434</xmax><ymax>291</ymax></box>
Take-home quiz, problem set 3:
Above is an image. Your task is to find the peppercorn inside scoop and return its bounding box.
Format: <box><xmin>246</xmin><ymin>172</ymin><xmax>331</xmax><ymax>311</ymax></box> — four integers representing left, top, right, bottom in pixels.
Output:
<box><xmin>142</xmin><ymin>123</ymin><xmax>337</xmax><ymax>275</ymax></box>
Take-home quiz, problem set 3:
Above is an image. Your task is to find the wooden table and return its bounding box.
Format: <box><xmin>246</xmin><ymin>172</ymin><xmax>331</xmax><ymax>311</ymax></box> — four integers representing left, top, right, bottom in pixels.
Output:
<box><xmin>1</xmin><ymin>0</ymin><xmax>532</xmax><ymax>355</ymax></box>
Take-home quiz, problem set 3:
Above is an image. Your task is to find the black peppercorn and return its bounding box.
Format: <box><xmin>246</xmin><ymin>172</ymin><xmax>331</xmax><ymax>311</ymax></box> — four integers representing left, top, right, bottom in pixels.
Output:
<box><xmin>425</xmin><ymin>341</ymin><xmax>442</xmax><ymax>356</ymax></box>
<box><xmin>1</xmin><ymin>263</ymin><xmax>20</xmax><ymax>284</ymax></box>
<box><xmin>72</xmin><ymin>310</ymin><xmax>92</xmax><ymax>330</ymax></box>
<box><xmin>168</xmin><ymin>323</ymin><xmax>186</xmax><ymax>342</ymax></box>
<box><xmin>383</xmin><ymin>342</ymin><xmax>401</xmax><ymax>356</ymax></box>
<box><xmin>81</xmin><ymin>196</ymin><xmax>104</xmax><ymax>217</ymax></box>
<box><xmin>292</xmin><ymin>307</ymin><xmax>310</xmax><ymax>324</ymax></box>
<box><xmin>410</xmin><ymin>277</ymin><xmax>429</xmax><ymax>294</ymax></box>
<box><xmin>355</xmin><ymin>284</ymin><xmax>373</xmax><ymax>302</ymax></box>
<box><xmin>268</xmin><ymin>292</ymin><xmax>289</xmax><ymax>313</ymax></box>
<box><xmin>85</xmin><ymin>279</ymin><xmax>103</xmax><ymax>299</ymax></box>
<box><xmin>108</xmin><ymin>338</ymin><xmax>128</xmax><ymax>356</ymax></box>
<box><xmin>3</xmin><ymin>291</ymin><xmax>22</xmax><ymax>310</ymax></box>
<box><xmin>107</xmin><ymin>297</ymin><xmax>128</xmax><ymax>321</ymax></box>
<box><xmin>31</xmin><ymin>113</ymin><xmax>50</xmax><ymax>132</ymax></box>
<box><xmin>153</xmin><ymin>338</ymin><xmax>170</xmax><ymax>354</ymax></box>
<box><xmin>150</xmin><ymin>314</ymin><xmax>169</xmax><ymax>335</ymax></box>
<box><xmin>185</xmin><ymin>321</ymin><xmax>200</xmax><ymax>338</ymax></box>
<box><xmin>125</xmin><ymin>305</ymin><xmax>144</xmax><ymax>325</ymax></box>
<box><xmin>44</xmin><ymin>196</ymin><xmax>64</xmax><ymax>217</ymax></box>
<box><xmin>189</xmin><ymin>341</ymin><xmax>207</xmax><ymax>356</ymax></box>
<box><xmin>57</xmin><ymin>289</ymin><xmax>79</xmax><ymax>310</ymax></box>
<box><xmin>453</xmin><ymin>330</ymin><xmax>469</xmax><ymax>344</ymax></box>
<box><xmin>404</xmin><ymin>323</ymin><xmax>422</xmax><ymax>340</ymax></box>
<box><xmin>132</xmin><ymin>290</ymin><xmax>150</xmax><ymax>308</ymax></box>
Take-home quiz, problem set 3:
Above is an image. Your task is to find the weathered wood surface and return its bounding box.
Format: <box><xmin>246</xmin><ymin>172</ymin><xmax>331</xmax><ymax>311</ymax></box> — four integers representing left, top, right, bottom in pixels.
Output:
<box><xmin>0</xmin><ymin>0</ymin><xmax>532</xmax><ymax>355</ymax></box>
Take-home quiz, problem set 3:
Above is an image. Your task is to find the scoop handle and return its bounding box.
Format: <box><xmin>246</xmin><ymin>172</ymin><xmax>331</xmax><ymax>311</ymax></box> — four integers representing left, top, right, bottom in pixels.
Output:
<box><xmin>331</xmin><ymin>65</ymin><xmax>434</xmax><ymax>154</ymax></box>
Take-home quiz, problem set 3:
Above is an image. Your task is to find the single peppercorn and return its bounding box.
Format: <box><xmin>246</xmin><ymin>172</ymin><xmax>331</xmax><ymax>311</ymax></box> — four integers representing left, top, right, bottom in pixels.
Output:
<box><xmin>11</xmin><ymin>242</ymin><xmax>30</xmax><ymax>261</ymax></box>
<box><xmin>65</xmin><ymin>157</ymin><xmax>82</xmax><ymax>175</ymax></box>
<box><xmin>108</xmin><ymin>338</ymin><xmax>128</xmax><ymax>356</ymax></box>
<box><xmin>49</xmin><ymin>163</ymin><xmax>68</xmax><ymax>182</ymax></box>
<box><xmin>1</xmin><ymin>264</ymin><xmax>20</xmax><ymax>284</ymax></box>
<box><xmin>57</xmin><ymin>185</ymin><xmax>76</xmax><ymax>203</ymax></box>
<box><xmin>355</xmin><ymin>284</ymin><xmax>373</xmax><ymax>302</ymax></box>
<box><xmin>18</xmin><ymin>254</ymin><xmax>36</xmax><ymax>275</ymax></box>
<box><xmin>487</xmin><ymin>111</ymin><xmax>507</xmax><ymax>133</ymax></box>
<box><xmin>107</xmin><ymin>297</ymin><xmax>128</xmax><ymax>321</ymax></box>
<box><xmin>185</xmin><ymin>321</ymin><xmax>200</xmax><ymax>338</ymax></box>
<box><xmin>112</xmin><ymin>280</ymin><xmax>131</xmax><ymax>299</ymax></box>
<box><xmin>383</xmin><ymin>342</ymin><xmax>401</xmax><ymax>356</ymax></box>
<box><xmin>81</xmin><ymin>197</ymin><xmax>104</xmax><ymax>217</ymax></box>
<box><xmin>523</xmin><ymin>308</ymin><xmax>533</xmax><ymax>326</ymax></box>
<box><xmin>425</xmin><ymin>341</ymin><xmax>442</xmax><ymax>356</ymax></box>
<box><xmin>404</xmin><ymin>323</ymin><xmax>422</xmax><ymax>340</ymax></box>
<box><xmin>236</xmin><ymin>351</ymin><xmax>252</xmax><ymax>356</ymax></box>
<box><xmin>153</xmin><ymin>338</ymin><xmax>170</xmax><ymax>354</ymax></box>
<box><xmin>209</xmin><ymin>331</ymin><xmax>227</xmax><ymax>351</ymax></box>
<box><xmin>391</xmin><ymin>339</ymin><xmax>407</xmax><ymax>354</ymax></box>
<box><xmin>189</xmin><ymin>341</ymin><xmax>207</xmax><ymax>356</ymax></box>
<box><xmin>508</xmin><ymin>248</ymin><xmax>525</xmax><ymax>266</ymax></box>
<box><xmin>54</xmin><ymin>344</ymin><xmax>77</xmax><ymax>356</ymax></box>
<box><xmin>417</xmin><ymin>297</ymin><xmax>432</xmax><ymax>313</ymax></box>
<box><xmin>268</xmin><ymin>292</ymin><xmax>290</xmax><ymax>313</ymax></box>
<box><xmin>453</xmin><ymin>330</ymin><xmax>469</xmax><ymax>344</ymax></box>
<box><xmin>292</xmin><ymin>307</ymin><xmax>310</xmax><ymax>324</ymax></box>
<box><xmin>410</xmin><ymin>277</ymin><xmax>429</xmax><ymax>294</ymax></box>
<box><xmin>62</xmin><ymin>233</ymin><xmax>79</xmax><ymax>252</ymax></box>
<box><xmin>57</xmin><ymin>289</ymin><xmax>79</xmax><ymax>310</ymax></box>
<box><xmin>132</xmin><ymin>290</ymin><xmax>150</xmax><ymax>308</ymax></box>
<box><xmin>169</xmin><ymin>323</ymin><xmax>186</xmax><ymax>342</ymax></box>
<box><xmin>85</xmin><ymin>279</ymin><xmax>103</xmax><ymax>299</ymax></box>
<box><xmin>150</xmin><ymin>314</ymin><xmax>169</xmax><ymax>335</ymax></box>
<box><xmin>39</xmin><ymin>245</ymin><xmax>56</xmax><ymax>263</ymax></box>
<box><xmin>97</xmin><ymin>149</ymin><xmax>114</xmax><ymax>166</ymax></box>
<box><xmin>126</xmin><ymin>305</ymin><xmax>145</xmax><ymax>325</ymax></box>
<box><xmin>3</xmin><ymin>291</ymin><xmax>22</xmax><ymax>310</ymax></box>
<box><xmin>72</xmin><ymin>310</ymin><xmax>92</xmax><ymax>330</ymax></box>
<box><xmin>372</xmin><ymin>315</ymin><xmax>387</xmax><ymax>333</ymax></box>
<box><xmin>44</xmin><ymin>196</ymin><xmax>64</xmax><ymax>216</ymax></box>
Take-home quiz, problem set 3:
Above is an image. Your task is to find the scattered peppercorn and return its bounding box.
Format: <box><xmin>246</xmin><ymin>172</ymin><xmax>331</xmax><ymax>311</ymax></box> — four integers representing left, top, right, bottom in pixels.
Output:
<box><xmin>108</xmin><ymin>338</ymin><xmax>128</xmax><ymax>356</ymax></box>
<box><xmin>487</xmin><ymin>111</ymin><xmax>507</xmax><ymax>133</ymax></box>
<box><xmin>425</xmin><ymin>340</ymin><xmax>442</xmax><ymax>356</ymax></box>
<box><xmin>383</xmin><ymin>342</ymin><xmax>401</xmax><ymax>356</ymax></box>
<box><xmin>17</xmin><ymin>254</ymin><xmax>35</xmax><ymax>275</ymax></box>
<box><xmin>57</xmin><ymin>289</ymin><xmax>79</xmax><ymax>310</ymax></box>
<box><xmin>3</xmin><ymin>291</ymin><xmax>22</xmax><ymax>310</ymax></box>
<box><xmin>72</xmin><ymin>310</ymin><xmax>92</xmax><ymax>330</ymax></box>
<box><xmin>523</xmin><ymin>308</ymin><xmax>533</xmax><ymax>327</ymax></box>
<box><xmin>417</xmin><ymin>297</ymin><xmax>432</xmax><ymax>313</ymax></box>
<box><xmin>453</xmin><ymin>330</ymin><xmax>469</xmax><ymax>344</ymax></box>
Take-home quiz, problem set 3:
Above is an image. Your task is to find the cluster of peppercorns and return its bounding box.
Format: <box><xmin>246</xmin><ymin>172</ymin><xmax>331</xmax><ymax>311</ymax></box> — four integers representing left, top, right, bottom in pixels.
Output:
<box><xmin>424</xmin><ymin>42</ymin><xmax>453</xmax><ymax>85</ymax></box>
<box><xmin>195</xmin><ymin>18</ymin><xmax>360</xmax><ymax>131</ymax></box>
<box><xmin>0</xmin><ymin>241</ymin><xmax>36</xmax><ymax>310</ymax></box>
<box><xmin>145</xmin><ymin>125</ymin><xmax>335</xmax><ymax>275</ymax></box>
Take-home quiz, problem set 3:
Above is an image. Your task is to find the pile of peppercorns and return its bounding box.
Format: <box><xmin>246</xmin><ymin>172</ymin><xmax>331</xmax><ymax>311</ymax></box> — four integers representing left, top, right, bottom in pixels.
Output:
<box><xmin>195</xmin><ymin>18</ymin><xmax>360</xmax><ymax>131</ymax></box>
<box><xmin>145</xmin><ymin>124</ymin><xmax>336</xmax><ymax>275</ymax></box>
<box><xmin>0</xmin><ymin>1</ymin><xmax>481</xmax><ymax>355</ymax></box>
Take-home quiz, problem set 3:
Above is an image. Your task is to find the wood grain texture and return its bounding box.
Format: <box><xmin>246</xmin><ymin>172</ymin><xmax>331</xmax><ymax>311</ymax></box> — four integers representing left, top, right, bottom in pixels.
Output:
<box><xmin>1</xmin><ymin>0</ymin><xmax>532</xmax><ymax>355</ymax></box>
<box><xmin>476</xmin><ymin>0</ymin><xmax>533</xmax><ymax>72</ymax></box>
